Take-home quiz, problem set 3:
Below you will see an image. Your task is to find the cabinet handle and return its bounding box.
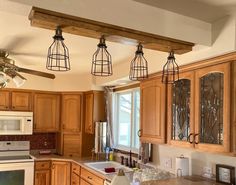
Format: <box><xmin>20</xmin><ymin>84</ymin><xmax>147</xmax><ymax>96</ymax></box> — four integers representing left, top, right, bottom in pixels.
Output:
<box><xmin>137</xmin><ymin>130</ymin><xmax>141</xmax><ymax>137</ymax></box>
<box><xmin>88</xmin><ymin>176</ymin><xmax>92</xmax><ymax>180</ymax></box>
<box><xmin>194</xmin><ymin>133</ymin><xmax>199</xmax><ymax>144</ymax></box>
<box><xmin>5</xmin><ymin>106</ymin><xmax>8</xmax><ymax>109</ymax></box>
<box><xmin>187</xmin><ymin>133</ymin><xmax>194</xmax><ymax>144</ymax></box>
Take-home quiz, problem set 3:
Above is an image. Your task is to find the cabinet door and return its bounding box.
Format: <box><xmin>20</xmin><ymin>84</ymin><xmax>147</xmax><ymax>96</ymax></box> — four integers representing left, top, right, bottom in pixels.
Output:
<box><xmin>167</xmin><ymin>72</ymin><xmax>195</xmax><ymax>148</ymax></box>
<box><xmin>63</xmin><ymin>134</ymin><xmax>81</xmax><ymax>157</ymax></box>
<box><xmin>84</xmin><ymin>93</ymin><xmax>94</xmax><ymax>134</ymax></box>
<box><xmin>35</xmin><ymin>170</ymin><xmax>50</xmax><ymax>185</ymax></box>
<box><xmin>11</xmin><ymin>91</ymin><xmax>32</xmax><ymax>111</ymax></box>
<box><xmin>195</xmin><ymin>63</ymin><xmax>230</xmax><ymax>153</ymax></box>
<box><xmin>71</xmin><ymin>173</ymin><xmax>80</xmax><ymax>185</ymax></box>
<box><xmin>0</xmin><ymin>90</ymin><xmax>10</xmax><ymax>110</ymax></box>
<box><xmin>80</xmin><ymin>179</ymin><xmax>90</xmax><ymax>185</ymax></box>
<box><xmin>51</xmin><ymin>161</ymin><xmax>71</xmax><ymax>185</ymax></box>
<box><xmin>34</xmin><ymin>93</ymin><xmax>60</xmax><ymax>132</ymax></box>
<box><xmin>140</xmin><ymin>77</ymin><xmax>166</xmax><ymax>144</ymax></box>
<box><xmin>62</xmin><ymin>94</ymin><xmax>82</xmax><ymax>133</ymax></box>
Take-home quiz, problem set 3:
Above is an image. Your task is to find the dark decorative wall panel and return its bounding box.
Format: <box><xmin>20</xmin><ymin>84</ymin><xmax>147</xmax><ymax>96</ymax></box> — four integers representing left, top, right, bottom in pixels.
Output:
<box><xmin>0</xmin><ymin>133</ymin><xmax>56</xmax><ymax>149</ymax></box>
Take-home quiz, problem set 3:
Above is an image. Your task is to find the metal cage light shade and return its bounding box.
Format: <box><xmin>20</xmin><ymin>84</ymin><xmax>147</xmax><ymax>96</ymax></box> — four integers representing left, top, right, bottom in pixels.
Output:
<box><xmin>46</xmin><ymin>27</ymin><xmax>70</xmax><ymax>71</ymax></box>
<box><xmin>91</xmin><ymin>36</ymin><xmax>112</xmax><ymax>76</ymax></box>
<box><xmin>162</xmin><ymin>51</ymin><xmax>179</xmax><ymax>84</ymax></box>
<box><xmin>129</xmin><ymin>44</ymin><xmax>148</xmax><ymax>81</ymax></box>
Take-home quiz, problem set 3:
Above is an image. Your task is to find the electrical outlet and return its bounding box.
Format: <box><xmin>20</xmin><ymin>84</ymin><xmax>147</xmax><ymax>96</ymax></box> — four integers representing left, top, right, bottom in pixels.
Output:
<box><xmin>163</xmin><ymin>157</ymin><xmax>172</xmax><ymax>169</ymax></box>
<box><xmin>202</xmin><ymin>166</ymin><xmax>212</xmax><ymax>178</ymax></box>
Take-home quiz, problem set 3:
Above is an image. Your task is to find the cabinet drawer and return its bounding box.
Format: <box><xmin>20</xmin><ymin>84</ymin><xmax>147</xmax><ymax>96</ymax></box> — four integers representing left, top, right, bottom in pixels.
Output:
<box><xmin>81</xmin><ymin>168</ymin><xmax>104</xmax><ymax>185</ymax></box>
<box><xmin>72</xmin><ymin>162</ymin><xmax>80</xmax><ymax>176</ymax></box>
<box><xmin>71</xmin><ymin>173</ymin><xmax>80</xmax><ymax>185</ymax></box>
<box><xmin>35</xmin><ymin>161</ymin><xmax>51</xmax><ymax>170</ymax></box>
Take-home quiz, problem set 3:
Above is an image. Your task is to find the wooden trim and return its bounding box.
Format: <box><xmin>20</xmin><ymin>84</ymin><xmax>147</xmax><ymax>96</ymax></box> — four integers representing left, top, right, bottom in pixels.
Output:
<box><xmin>29</xmin><ymin>7</ymin><xmax>194</xmax><ymax>54</ymax></box>
<box><xmin>113</xmin><ymin>83</ymin><xmax>140</xmax><ymax>92</ymax></box>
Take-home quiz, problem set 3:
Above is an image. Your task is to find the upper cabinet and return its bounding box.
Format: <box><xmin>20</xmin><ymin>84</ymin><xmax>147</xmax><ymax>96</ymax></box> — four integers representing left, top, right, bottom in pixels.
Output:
<box><xmin>195</xmin><ymin>63</ymin><xmax>230</xmax><ymax>153</ymax></box>
<box><xmin>167</xmin><ymin>63</ymin><xmax>230</xmax><ymax>153</ymax></box>
<box><xmin>167</xmin><ymin>72</ymin><xmax>195</xmax><ymax>148</ymax></box>
<box><xmin>33</xmin><ymin>93</ymin><xmax>60</xmax><ymax>132</ymax></box>
<box><xmin>84</xmin><ymin>91</ymin><xmax>105</xmax><ymax>134</ymax></box>
<box><xmin>61</xmin><ymin>94</ymin><xmax>82</xmax><ymax>133</ymax></box>
<box><xmin>140</xmin><ymin>77</ymin><xmax>166</xmax><ymax>144</ymax></box>
<box><xmin>0</xmin><ymin>90</ymin><xmax>32</xmax><ymax>111</ymax></box>
<box><xmin>0</xmin><ymin>90</ymin><xmax>10</xmax><ymax>110</ymax></box>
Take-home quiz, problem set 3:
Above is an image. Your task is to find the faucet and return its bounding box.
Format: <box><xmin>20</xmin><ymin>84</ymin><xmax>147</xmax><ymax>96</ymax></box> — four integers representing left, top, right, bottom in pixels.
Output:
<box><xmin>129</xmin><ymin>150</ymin><xmax>133</xmax><ymax>168</ymax></box>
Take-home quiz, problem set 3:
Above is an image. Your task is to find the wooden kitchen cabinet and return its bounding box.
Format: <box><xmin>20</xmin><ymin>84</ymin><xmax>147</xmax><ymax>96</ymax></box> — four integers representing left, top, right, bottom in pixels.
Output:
<box><xmin>80</xmin><ymin>168</ymin><xmax>104</xmax><ymax>185</ymax></box>
<box><xmin>61</xmin><ymin>94</ymin><xmax>82</xmax><ymax>133</ymax></box>
<box><xmin>84</xmin><ymin>91</ymin><xmax>105</xmax><ymax>134</ymax></box>
<box><xmin>71</xmin><ymin>162</ymin><xmax>81</xmax><ymax>185</ymax></box>
<box><xmin>140</xmin><ymin>76</ymin><xmax>166</xmax><ymax>144</ymax></box>
<box><xmin>167</xmin><ymin>71</ymin><xmax>195</xmax><ymax>148</ymax></box>
<box><xmin>167</xmin><ymin>63</ymin><xmax>230</xmax><ymax>153</ymax></box>
<box><xmin>0</xmin><ymin>90</ymin><xmax>10</xmax><ymax>110</ymax></box>
<box><xmin>0</xmin><ymin>90</ymin><xmax>32</xmax><ymax>111</ymax></box>
<box><xmin>63</xmin><ymin>134</ymin><xmax>81</xmax><ymax>157</ymax></box>
<box><xmin>34</xmin><ymin>161</ymin><xmax>51</xmax><ymax>185</ymax></box>
<box><xmin>11</xmin><ymin>91</ymin><xmax>32</xmax><ymax>111</ymax></box>
<box><xmin>194</xmin><ymin>63</ymin><xmax>230</xmax><ymax>153</ymax></box>
<box><xmin>33</xmin><ymin>93</ymin><xmax>60</xmax><ymax>132</ymax></box>
<box><xmin>51</xmin><ymin>161</ymin><xmax>71</xmax><ymax>185</ymax></box>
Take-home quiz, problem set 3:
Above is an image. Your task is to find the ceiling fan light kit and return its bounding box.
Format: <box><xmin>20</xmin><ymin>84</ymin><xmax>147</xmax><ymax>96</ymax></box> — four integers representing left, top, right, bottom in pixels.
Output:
<box><xmin>162</xmin><ymin>50</ymin><xmax>180</xmax><ymax>84</ymax></box>
<box><xmin>91</xmin><ymin>36</ymin><xmax>112</xmax><ymax>76</ymax></box>
<box><xmin>46</xmin><ymin>26</ymin><xmax>70</xmax><ymax>71</ymax></box>
<box><xmin>129</xmin><ymin>43</ymin><xmax>148</xmax><ymax>81</ymax></box>
<box><xmin>12</xmin><ymin>75</ymin><xmax>26</xmax><ymax>88</ymax></box>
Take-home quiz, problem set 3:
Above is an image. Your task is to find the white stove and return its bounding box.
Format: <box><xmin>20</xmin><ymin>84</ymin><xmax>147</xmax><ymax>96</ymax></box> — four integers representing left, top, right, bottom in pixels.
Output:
<box><xmin>0</xmin><ymin>141</ymin><xmax>34</xmax><ymax>185</ymax></box>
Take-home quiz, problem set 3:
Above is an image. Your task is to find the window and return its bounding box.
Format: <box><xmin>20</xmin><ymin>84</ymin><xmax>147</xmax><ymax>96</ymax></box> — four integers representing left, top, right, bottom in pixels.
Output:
<box><xmin>113</xmin><ymin>88</ymin><xmax>140</xmax><ymax>153</ymax></box>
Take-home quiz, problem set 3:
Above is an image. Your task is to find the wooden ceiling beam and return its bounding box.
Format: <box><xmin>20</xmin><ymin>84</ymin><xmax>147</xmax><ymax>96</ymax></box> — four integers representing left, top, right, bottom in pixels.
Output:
<box><xmin>29</xmin><ymin>7</ymin><xmax>194</xmax><ymax>54</ymax></box>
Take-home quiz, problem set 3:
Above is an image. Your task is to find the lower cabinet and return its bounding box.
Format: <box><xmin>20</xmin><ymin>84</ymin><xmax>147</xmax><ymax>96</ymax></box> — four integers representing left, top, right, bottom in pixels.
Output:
<box><xmin>80</xmin><ymin>179</ymin><xmax>90</xmax><ymax>185</ymax></box>
<box><xmin>80</xmin><ymin>168</ymin><xmax>104</xmax><ymax>185</ymax></box>
<box><xmin>51</xmin><ymin>161</ymin><xmax>71</xmax><ymax>185</ymax></box>
<box><xmin>71</xmin><ymin>162</ymin><xmax>81</xmax><ymax>185</ymax></box>
<box><xmin>34</xmin><ymin>161</ymin><xmax>51</xmax><ymax>185</ymax></box>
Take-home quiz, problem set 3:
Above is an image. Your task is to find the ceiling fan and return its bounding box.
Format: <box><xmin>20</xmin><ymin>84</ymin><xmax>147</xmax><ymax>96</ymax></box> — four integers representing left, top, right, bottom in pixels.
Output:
<box><xmin>0</xmin><ymin>50</ymin><xmax>55</xmax><ymax>88</ymax></box>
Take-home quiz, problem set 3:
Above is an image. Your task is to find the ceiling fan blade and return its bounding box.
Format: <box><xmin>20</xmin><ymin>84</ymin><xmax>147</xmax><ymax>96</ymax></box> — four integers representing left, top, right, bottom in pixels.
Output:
<box><xmin>17</xmin><ymin>67</ymin><xmax>55</xmax><ymax>79</ymax></box>
<box><xmin>4</xmin><ymin>36</ymin><xmax>33</xmax><ymax>51</ymax></box>
<box><xmin>10</xmin><ymin>51</ymin><xmax>45</xmax><ymax>58</ymax></box>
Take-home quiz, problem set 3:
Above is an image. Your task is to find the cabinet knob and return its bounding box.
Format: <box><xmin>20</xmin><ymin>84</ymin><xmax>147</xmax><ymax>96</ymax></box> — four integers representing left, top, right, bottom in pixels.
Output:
<box><xmin>194</xmin><ymin>133</ymin><xmax>199</xmax><ymax>144</ymax></box>
<box><xmin>12</xmin><ymin>106</ymin><xmax>15</xmax><ymax>109</ymax></box>
<box><xmin>88</xmin><ymin>176</ymin><xmax>92</xmax><ymax>180</ymax></box>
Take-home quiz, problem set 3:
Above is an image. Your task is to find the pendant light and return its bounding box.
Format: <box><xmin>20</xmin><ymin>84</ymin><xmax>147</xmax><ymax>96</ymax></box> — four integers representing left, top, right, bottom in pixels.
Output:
<box><xmin>162</xmin><ymin>50</ymin><xmax>179</xmax><ymax>84</ymax></box>
<box><xmin>91</xmin><ymin>36</ymin><xmax>112</xmax><ymax>76</ymax></box>
<box><xmin>46</xmin><ymin>26</ymin><xmax>70</xmax><ymax>71</ymax></box>
<box><xmin>129</xmin><ymin>43</ymin><xmax>148</xmax><ymax>81</ymax></box>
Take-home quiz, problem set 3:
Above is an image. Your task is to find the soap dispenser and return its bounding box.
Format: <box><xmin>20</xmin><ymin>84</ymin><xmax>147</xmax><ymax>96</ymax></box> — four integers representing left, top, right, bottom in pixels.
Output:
<box><xmin>111</xmin><ymin>169</ymin><xmax>130</xmax><ymax>185</ymax></box>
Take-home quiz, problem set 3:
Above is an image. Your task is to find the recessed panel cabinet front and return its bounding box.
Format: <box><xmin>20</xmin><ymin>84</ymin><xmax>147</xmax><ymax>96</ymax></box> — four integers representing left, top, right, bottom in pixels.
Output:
<box><xmin>0</xmin><ymin>90</ymin><xmax>10</xmax><ymax>110</ymax></box>
<box><xmin>140</xmin><ymin>77</ymin><xmax>166</xmax><ymax>144</ymax></box>
<box><xmin>195</xmin><ymin>63</ymin><xmax>230</xmax><ymax>153</ymax></box>
<box><xmin>61</xmin><ymin>94</ymin><xmax>82</xmax><ymax>133</ymax></box>
<box><xmin>11</xmin><ymin>91</ymin><xmax>32</xmax><ymax>111</ymax></box>
<box><xmin>34</xmin><ymin>93</ymin><xmax>60</xmax><ymax>132</ymax></box>
<box><xmin>51</xmin><ymin>161</ymin><xmax>71</xmax><ymax>185</ymax></box>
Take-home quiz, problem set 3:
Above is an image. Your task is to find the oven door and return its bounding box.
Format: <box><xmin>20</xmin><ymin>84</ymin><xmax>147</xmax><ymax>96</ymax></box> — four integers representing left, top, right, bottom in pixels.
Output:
<box><xmin>0</xmin><ymin>162</ymin><xmax>34</xmax><ymax>185</ymax></box>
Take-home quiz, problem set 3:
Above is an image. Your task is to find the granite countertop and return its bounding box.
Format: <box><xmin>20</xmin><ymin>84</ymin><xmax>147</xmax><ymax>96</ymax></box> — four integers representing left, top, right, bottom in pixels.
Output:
<box><xmin>141</xmin><ymin>176</ymin><xmax>224</xmax><ymax>185</ymax></box>
<box><xmin>32</xmin><ymin>154</ymin><xmax>223</xmax><ymax>185</ymax></box>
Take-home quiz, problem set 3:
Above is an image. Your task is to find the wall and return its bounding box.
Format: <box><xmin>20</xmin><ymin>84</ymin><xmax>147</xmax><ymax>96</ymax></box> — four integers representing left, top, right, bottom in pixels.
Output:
<box><xmin>151</xmin><ymin>144</ymin><xmax>236</xmax><ymax>177</ymax></box>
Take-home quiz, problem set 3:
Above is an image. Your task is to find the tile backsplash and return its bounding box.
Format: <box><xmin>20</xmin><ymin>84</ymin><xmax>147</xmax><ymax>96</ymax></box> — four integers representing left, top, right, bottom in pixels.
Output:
<box><xmin>0</xmin><ymin>133</ymin><xmax>56</xmax><ymax>150</ymax></box>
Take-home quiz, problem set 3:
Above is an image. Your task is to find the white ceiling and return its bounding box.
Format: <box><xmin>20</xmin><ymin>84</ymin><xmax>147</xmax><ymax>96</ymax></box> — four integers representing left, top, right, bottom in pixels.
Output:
<box><xmin>0</xmin><ymin>0</ymin><xmax>235</xmax><ymax>81</ymax></box>
<box><xmin>133</xmin><ymin>0</ymin><xmax>236</xmax><ymax>22</ymax></box>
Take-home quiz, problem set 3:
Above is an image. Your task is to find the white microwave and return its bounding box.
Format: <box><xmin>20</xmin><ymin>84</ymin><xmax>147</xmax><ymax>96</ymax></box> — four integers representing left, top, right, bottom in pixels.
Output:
<box><xmin>0</xmin><ymin>111</ymin><xmax>33</xmax><ymax>135</ymax></box>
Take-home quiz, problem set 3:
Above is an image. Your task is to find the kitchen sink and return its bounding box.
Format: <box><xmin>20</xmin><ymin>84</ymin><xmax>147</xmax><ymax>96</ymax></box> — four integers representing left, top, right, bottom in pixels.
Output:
<box><xmin>84</xmin><ymin>161</ymin><xmax>133</xmax><ymax>175</ymax></box>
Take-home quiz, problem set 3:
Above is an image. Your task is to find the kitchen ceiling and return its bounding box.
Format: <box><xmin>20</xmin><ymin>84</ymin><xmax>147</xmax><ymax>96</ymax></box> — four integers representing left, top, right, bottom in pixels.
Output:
<box><xmin>0</xmin><ymin>0</ymin><xmax>231</xmax><ymax>80</ymax></box>
<box><xmin>133</xmin><ymin>0</ymin><xmax>236</xmax><ymax>22</ymax></box>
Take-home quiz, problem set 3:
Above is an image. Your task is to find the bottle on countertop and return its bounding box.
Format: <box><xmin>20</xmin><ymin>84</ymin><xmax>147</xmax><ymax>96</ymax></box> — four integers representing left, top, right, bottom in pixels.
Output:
<box><xmin>105</xmin><ymin>146</ymin><xmax>110</xmax><ymax>161</ymax></box>
<box><xmin>109</xmin><ymin>148</ymin><xmax>114</xmax><ymax>161</ymax></box>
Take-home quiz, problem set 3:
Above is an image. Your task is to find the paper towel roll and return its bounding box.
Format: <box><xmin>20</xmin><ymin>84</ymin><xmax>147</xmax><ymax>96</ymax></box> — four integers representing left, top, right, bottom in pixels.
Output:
<box><xmin>176</xmin><ymin>156</ymin><xmax>189</xmax><ymax>176</ymax></box>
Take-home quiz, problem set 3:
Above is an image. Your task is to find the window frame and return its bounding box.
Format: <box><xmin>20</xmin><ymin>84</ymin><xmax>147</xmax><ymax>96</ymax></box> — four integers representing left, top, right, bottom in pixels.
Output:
<box><xmin>112</xmin><ymin>87</ymin><xmax>140</xmax><ymax>153</ymax></box>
